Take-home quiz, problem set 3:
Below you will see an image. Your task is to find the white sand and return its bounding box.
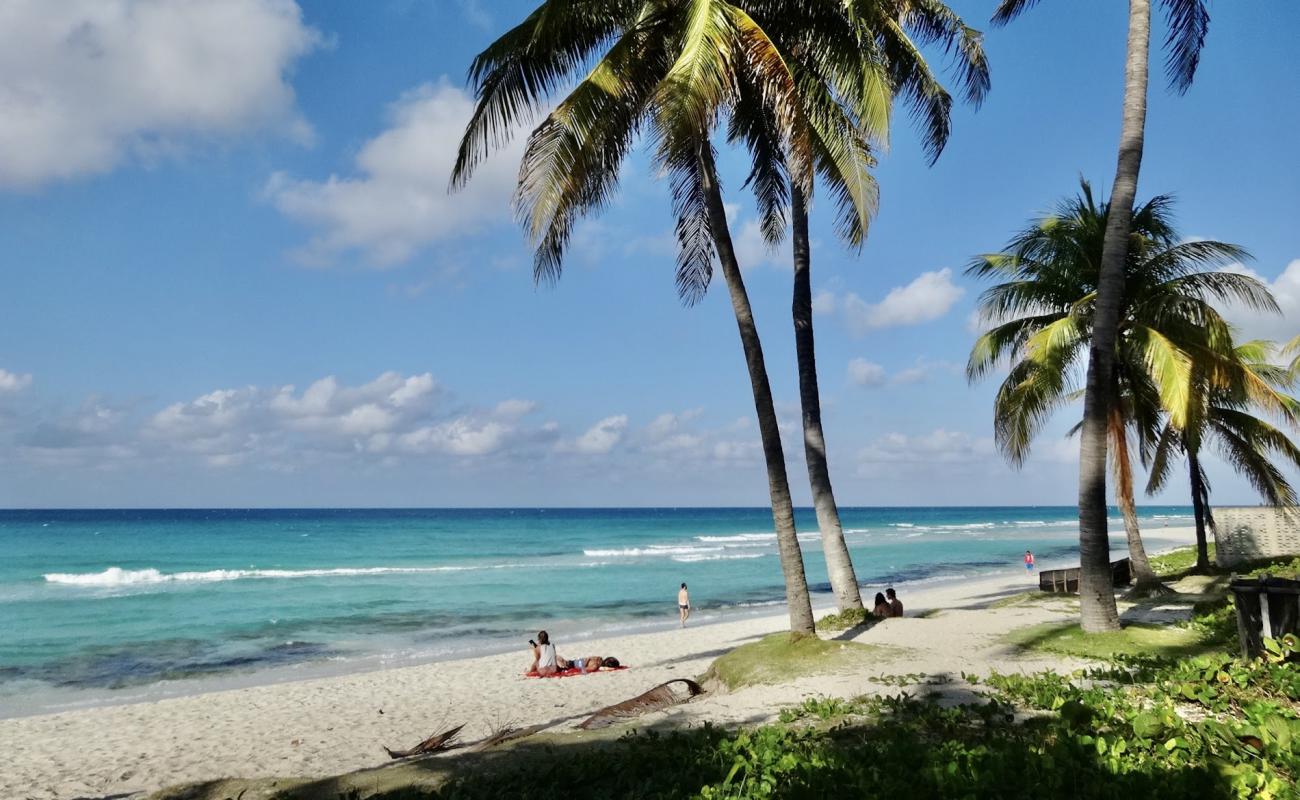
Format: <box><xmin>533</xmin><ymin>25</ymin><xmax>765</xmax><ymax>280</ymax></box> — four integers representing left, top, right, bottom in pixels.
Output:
<box><xmin>1</xmin><ymin>527</ymin><xmax>1196</xmax><ymax>800</ymax></box>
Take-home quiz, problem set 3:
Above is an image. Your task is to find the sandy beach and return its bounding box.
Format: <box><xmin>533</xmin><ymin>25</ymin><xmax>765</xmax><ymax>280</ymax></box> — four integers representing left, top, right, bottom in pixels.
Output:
<box><xmin>2</xmin><ymin>527</ymin><xmax>1197</xmax><ymax>800</ymax></box>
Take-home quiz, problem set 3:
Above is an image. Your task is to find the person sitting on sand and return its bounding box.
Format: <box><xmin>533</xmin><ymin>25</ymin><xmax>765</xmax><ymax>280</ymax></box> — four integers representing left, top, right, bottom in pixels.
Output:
<box><xmin>886</xmin><ymin>587</ymin><xmax>903</xmax><ymax>617</ymax></box>
<box><xmin>872</xmin><ymin>592</ymin><xmax>893</xmax><ymax>618</ymax></box>
<box><xmin>529</xmin><ymin>630</ymin><xmax>559</xmax><ymax>676</ymax></box>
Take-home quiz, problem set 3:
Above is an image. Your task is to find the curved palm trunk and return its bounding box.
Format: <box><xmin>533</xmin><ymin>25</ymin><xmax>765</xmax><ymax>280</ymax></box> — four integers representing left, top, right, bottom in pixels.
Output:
<box><xmin>791</xmin><ymin>186</ymin><xmax>863</xmax><ymax>612</ymax></box>
<box><xmin>1188</xmin><ymin>450</ymin><xmax>1212</xmax><ymax>572</ymax></box>
<box><xmin>1109</xmin><ymin>408</ymin><xmax>1162</xmax><ymax>592</ymax></box>
<box><xmin>699</xmin><ymin>147</ymin><xmax>815</xmax><ymax>635</ymax></box>
<box><xmin>1077</xmin><ymin>0</ymin><xmax>1151</xmax><ymax>633</ymax></box>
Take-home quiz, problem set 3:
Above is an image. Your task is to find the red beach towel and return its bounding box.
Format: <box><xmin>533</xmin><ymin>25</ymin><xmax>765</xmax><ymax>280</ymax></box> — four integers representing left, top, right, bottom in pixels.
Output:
<box><xmin>524</xmin><ymin>665</ymin><xmax>628</xmax><ymax>679</ymax></box>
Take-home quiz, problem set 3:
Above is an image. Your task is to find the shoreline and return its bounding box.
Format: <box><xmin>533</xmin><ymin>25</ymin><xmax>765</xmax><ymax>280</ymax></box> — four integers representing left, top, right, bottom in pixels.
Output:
<box><xmin>1</xmin><ymin>525</ymin><xmax>1197</xmax><ymax>721</ymax></box>
<box><xmin>0</xmin><ymin>525</ymin><xmax>1193</xmax><ymax>721</ymax></box>
<box><xmin>1</xmin><ymin>528</ymin><xmax>1196</xmax><ymax>800</ymax></box>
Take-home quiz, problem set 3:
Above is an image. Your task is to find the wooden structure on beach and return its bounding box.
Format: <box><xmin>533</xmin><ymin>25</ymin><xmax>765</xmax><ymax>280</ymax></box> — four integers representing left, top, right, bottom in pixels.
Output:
<box><xmin>1038</xmin><ymin>558</ymin><xmax>1131</xmax><ymax>594</ymax></box>
<box><xmin>1228</xmin><ymin>576</ymin><xmax>1300</xmax><ymax>658</ymax></box>
<box><xmin>1213</xmin><ymin>506</ymin><xmax>1300</xmax><ymax>568</ymax></box>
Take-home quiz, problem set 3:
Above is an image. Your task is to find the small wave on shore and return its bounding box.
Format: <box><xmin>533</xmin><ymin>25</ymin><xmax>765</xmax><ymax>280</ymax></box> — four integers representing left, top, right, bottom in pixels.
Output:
<box><xmin>43</xmin><ymin>564</ymin><xmax>525</xmax><ymax>587</ymax></box>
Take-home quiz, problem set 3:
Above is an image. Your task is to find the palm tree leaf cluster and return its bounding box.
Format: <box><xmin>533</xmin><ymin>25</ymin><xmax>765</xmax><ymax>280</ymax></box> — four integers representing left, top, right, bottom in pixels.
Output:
<box><xmin>453</xmin><ymin>0</ymin><xmax>989</xmax><ymax>630</ymax></box>
<box><xmin>968</xmin><ymin>181</ymin><xmax>1300</xmax><ymax>579</ymax></box>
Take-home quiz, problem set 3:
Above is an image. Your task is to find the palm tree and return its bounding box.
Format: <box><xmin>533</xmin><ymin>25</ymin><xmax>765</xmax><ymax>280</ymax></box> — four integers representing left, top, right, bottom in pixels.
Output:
<box><xmin>992</xmin><ymin>0</ymin><xmax>1212</xmax><ymax>631</ymax></box>
<box><xmin>966</xmin><ymin>180</ymin><xmax>1273</xmax><ymax>594</ymax></box>
<box><xmin>451</xmin><ymin>0</ymin><xmax>875</xmax><ymax>634</ymax></box>
<box><xmin>1147</xmin><ymin>341</ymin><xmax>1300</xmax><ymax>571</ymax></box>
<box><xmin>732</xmin><ymin>1</ymin><xmax>988</xmax><ymax>612</ymax></box>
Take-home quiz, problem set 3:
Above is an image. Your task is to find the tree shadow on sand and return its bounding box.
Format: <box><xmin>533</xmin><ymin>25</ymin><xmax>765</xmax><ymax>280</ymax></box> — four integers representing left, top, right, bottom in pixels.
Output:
<box><xmin>154</xmin><ymin>671</ymin><xmax>1241</xmax><ymax>800</ymax></box>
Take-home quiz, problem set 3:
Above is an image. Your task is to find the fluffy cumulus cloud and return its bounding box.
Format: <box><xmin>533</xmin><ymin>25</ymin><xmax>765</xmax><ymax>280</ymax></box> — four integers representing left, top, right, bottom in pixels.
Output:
<box><xmin>1</xmin><ymin>373</ymin><xmax>784</xmax><ymax>481</ymax></box>
<box><xmin>1221</xmin><ymin>259</ymin><xmax>1300</xmax><ymax>343</ymax></box>
<box><xmin>835</xmin><ymin>269</ymin><xmax>964</xmax><ymax>334</ymax></box>
<box><xmin>572</xmin><ymin>415</ymin><xmax>629</xmax><ymax>454</ymax></box>
<box><xmin>0</xmin><ymin>369</ymin><xmax>583</xmax><ymax>471</ymax></box>
<box><xmin>265</xmin><ymin>79</ymin><xmax>525</xmax><ymax>266</ymax></box>
<box><xmin>0</xmin><ymin>369</ymin><xmax>33</xmax><ymax>393</ymax></box>
<box><xmin>0</xmin><ymin>0</ymin><xmax>320</xmax><ymax>188</ymax></box>
<box><xmin>141</xmin><ymin>371</ymin><xmax>566</xmax><ymax>465</ymax></box>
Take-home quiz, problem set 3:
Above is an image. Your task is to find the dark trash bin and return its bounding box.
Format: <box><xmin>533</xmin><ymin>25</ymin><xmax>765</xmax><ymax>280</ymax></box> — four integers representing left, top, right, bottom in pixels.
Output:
<box><xmin>1228</xmin><ymin>577</ymin><xmax>1300</xmax><ymax>659</ymax></box>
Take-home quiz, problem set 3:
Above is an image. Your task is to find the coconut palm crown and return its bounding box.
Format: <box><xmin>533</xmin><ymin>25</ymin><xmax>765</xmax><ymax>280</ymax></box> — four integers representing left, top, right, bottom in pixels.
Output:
<box><xmin>966</xmin><ymin>180</ymin><xmax>1277</xmax><ymax>585</ymax></box>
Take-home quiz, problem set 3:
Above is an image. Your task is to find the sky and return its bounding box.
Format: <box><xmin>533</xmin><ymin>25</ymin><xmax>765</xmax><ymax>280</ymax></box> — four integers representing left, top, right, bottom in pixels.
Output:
<box><xmin>0</xmin><ymin>0</ymin><xmax>1296</xmax><ymax>509</ymax></box>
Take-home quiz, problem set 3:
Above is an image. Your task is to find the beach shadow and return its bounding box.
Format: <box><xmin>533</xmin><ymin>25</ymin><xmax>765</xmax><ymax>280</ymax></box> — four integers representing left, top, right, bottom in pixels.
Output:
<box><xmin>222</xmin><ymin>672</ymin><xmax>1237</xmax><ymax>800</ymax></box>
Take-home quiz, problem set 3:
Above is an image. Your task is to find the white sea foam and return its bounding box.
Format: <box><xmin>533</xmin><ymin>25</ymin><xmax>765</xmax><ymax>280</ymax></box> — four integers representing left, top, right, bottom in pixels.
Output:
<box><xmin>671</xmin><ymin>552</ymin><xmax>767</xmax><ymax>563</ymax></box>
<box><xmin>582</xmin><ymin>545</ymin><xmax>724</xmax><ymax>558</ymax></box>
<box><xmin>43</xmin><ymin>564</ymin><xmax>520</xmax><ymax>587</ymax></box>
<box><xmin>694</xmin><ymin>532</ymin><xmax>819</xmax><ymax>545</ymax></box>
<box><xmin>695</xmin><ymin>533</ymin><xmax>775</xmax><ymax>543</ymax></box>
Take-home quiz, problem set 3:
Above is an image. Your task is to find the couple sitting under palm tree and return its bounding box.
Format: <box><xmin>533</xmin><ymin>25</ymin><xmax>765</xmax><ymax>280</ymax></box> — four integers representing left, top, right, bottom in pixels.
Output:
<box><xmin>871</xmin><ymin>588</ymin><xmax>903</xmax><ymax>618</ymax></box>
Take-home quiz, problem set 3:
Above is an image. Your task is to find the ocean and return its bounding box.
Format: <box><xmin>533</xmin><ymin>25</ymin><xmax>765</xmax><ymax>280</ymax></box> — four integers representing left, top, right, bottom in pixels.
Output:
<box><xmin>0</xmin><ymin>506</ymin><xmax>1194</xmax><ymax>717</ymax></box>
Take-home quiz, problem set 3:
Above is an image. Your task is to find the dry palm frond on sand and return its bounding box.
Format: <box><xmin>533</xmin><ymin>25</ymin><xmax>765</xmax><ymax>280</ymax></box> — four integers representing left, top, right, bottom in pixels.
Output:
<box><xmin>382</xmin><ymin>723</ymin><xmax>465</xmax><ymax>759</ymax></box>
<box><xmin>579</xmin><ymin>679</ymin><xmax>705</xmax><ymax>730</ymax></box>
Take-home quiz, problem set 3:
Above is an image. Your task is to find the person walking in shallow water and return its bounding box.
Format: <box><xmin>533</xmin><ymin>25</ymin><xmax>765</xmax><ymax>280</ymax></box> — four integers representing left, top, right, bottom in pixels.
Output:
<box><xmin>1024</xmin><ymin>550</ymin><xmax>1035</xmax><ymax>574</ymax></box>
<box><xmin>678</xmin><ymin>583</ymin><xmax>690</xmax><ymax>627</ymax></box>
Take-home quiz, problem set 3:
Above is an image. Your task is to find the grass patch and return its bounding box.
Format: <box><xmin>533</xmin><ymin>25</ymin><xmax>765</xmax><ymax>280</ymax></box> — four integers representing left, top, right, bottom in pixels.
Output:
<box><xmin>1149</xmin><ymin>544</ymin><xmax>1215</xmax><ymax>578</ymax></box>
<box><xmin>816</xmin><ymin>607</ymin><xmax>875</xmax><ymax>631</ymax></box>
<box><xmin>1006</xmin><ymin>621</ymin><xmax>1221</xmax><ymax>660</ymax></box>
<box><xmin>702</xmin><ymin>633</ymin><xmax>880</xmax><ymax>691</ymax></box>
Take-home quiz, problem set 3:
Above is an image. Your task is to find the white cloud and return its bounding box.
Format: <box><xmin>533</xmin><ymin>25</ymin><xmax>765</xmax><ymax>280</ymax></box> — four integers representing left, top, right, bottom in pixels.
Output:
<box><xmin>846</xmin><ymin>357</ymin><xmax>959</xmax><ymax>388</ymax></box>
<box><xmin>1221</xmin><ymin>259</ymin><xmax>1300</xmax><ymax>343</ymax></box>
<box><xmin>847</xmin><ymin>358</ymin><xmax>886</xmax><ymax>387</ymax></box>
<box><xmin>840</xmin><ymin>269</ymin><xmax>964</xmax><ymax>334</ymax></box>
<box><xmin>0</xmin><ymin>369</ymin><xmax>32</xmax><ymax>393</ymax></box>
<box><xmin>891</xmin><ymin>365</ymin><xmax>929</xmax><ymax>385</ymax></box>
<box><xmin>397</xmin><ymin>418</ymin><xmax>510</xmax><ymax>457</ymax></box>
<box><xmin>0</xmin><ymin>0</ymin><xmax>320</xmax><ymax>188</ymax></box>
<box><xmin>858</xmin><ymin>428</ymin><xmax>995</xmax><ymax>466</ymax></box>
<box><xmin>265</xmin><ymin>79</ymin><xmax>524</xmax><ymax>266</ymax></box>
<box><xmin>573</xmin><ymin>415</ymin><xmax>629</xmax><ymax>454</ymax></box>
<box><xmin>135</xmin><ymin>371</ymin><xmax>554</xmax><ymax>465</ymax></box>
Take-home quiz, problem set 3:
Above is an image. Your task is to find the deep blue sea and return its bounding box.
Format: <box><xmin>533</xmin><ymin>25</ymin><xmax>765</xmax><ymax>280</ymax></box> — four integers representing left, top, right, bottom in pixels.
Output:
<box><xmin>0</xmin><ymin>506</ymin><xmax>1193</xmax><ymax>716</ymax></box>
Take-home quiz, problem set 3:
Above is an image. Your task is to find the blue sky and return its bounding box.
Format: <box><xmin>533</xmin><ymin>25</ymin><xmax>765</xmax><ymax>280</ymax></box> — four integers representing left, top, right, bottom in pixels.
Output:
<box><xmin>0</xmin><ymin>0</ymin><xmax>1296</xmax><ymax>508</ymax></box>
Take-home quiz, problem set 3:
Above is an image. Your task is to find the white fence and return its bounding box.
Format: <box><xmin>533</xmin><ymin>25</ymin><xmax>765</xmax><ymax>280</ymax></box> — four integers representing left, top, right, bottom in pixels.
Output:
<box><xmin>1213</xmin><ymin>506</ymin><xmax>1300</xmax><ymax>567</ymax></box>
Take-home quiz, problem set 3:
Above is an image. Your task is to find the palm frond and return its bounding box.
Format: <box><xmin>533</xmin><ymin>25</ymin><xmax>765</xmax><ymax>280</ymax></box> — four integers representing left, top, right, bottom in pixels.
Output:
<box><xmin>990</xmin><ymin>0</ymin><xmax>1042</xmax><ymax>26</ymax></box>
<box><xmin>453</xmin><ymin>0</ymin><xmax>637</xmax><ymax>187</ymax></box>
<box><xmin>1130</xmin><ymin>324</ymin><xmax>1194</xmax><ymax>428</ymax></box>
<box><xmin>1159</xmin><ymin>0</ymin><xmax>1210</xmax><ymax>94</ymax></box>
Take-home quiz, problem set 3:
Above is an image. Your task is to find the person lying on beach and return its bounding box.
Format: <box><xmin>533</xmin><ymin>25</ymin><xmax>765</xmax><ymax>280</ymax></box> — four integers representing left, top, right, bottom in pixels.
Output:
<box><xmin>887</xmin><ymin>587</ymin><xmax>904</xmax><ymax>617</ymax></box>
<box><xmin>571</xmin><ymin>656</ymin><xmax>621</xmax><ymax>674</ymax></box>
<box><xmin>872</xmin><ymin>592</ymin><xmax>893</xmax><ymax>618</ymax></box>
<box><xmin>529</xmin><ymin>630</ymin><xmax>559</xmax><ymax>676</ymax></box>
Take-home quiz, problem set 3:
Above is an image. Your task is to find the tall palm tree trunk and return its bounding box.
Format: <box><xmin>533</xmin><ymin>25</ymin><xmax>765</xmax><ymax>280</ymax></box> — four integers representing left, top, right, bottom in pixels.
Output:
<box><xmin>1188</xmin><ymin>450</ymin><xmax>1212</xmax><ymax>572</ymax></box>
<box><xmin>1109</xmin><ymin>408</ymin><xmax>1162</xmax><ymax>593</ymax></box>
<box><xmin>700</xmin><ymin>146</ymin><xmax>815</xmax><ymax>635</ymax></box>
<box><xmin>791</xmin><ymin>186</ymin><xmax>863</xmax><ymax>612</ymax></box>
<box><xmin>1076</xmin><ymin>0</ymin><xmax>1151</xmax><ymax>633</ymax></box>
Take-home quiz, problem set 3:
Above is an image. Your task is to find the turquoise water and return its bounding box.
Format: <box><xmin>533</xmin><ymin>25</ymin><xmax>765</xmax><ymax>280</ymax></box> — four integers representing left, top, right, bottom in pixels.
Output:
<box><xmin>0</xmin><ymin>506</ymin><xmax>1193</xmax><ymax>716</ymax></box>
